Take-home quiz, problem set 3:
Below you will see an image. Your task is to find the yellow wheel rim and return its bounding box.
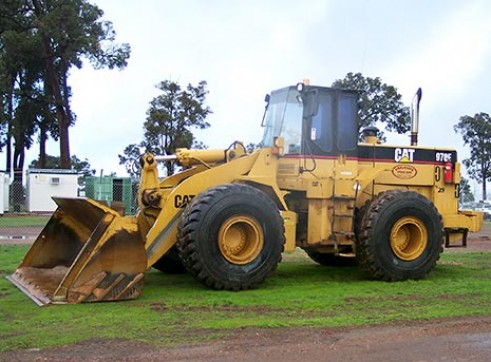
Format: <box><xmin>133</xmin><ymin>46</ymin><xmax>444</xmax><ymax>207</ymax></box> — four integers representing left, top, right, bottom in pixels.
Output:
<box><xmin>390</xmin><ymin>216</ymin><xmax>428</xmax><ymax>261</ymax></box>
<box><xmin>218</xmin><ymin>215</ymin><xmax>264</xmax><ymax>265</ymax></box>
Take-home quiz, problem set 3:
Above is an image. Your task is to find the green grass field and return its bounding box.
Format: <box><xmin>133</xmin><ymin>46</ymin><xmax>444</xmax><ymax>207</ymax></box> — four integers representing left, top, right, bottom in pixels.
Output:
<box><xmin>1</xmin><ymin>245</ymin><xmax>491</xmax><ymax>351</ymax></box>
<box><xmin>0</xmin><ymin>215</ymin><xmax>51</xmax><ymax>228</ymax></box>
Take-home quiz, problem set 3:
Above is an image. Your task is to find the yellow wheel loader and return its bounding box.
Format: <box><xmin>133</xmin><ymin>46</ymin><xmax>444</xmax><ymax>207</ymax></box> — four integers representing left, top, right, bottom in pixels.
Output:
<box><xmin>8</xmin><ymin>82</ymin><xmax>483</xmax><ymax>305</ymax></box>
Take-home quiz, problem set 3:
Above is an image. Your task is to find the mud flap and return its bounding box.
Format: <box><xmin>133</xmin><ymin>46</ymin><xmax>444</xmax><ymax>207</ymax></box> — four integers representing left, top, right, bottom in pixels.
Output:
<box><xmin>7</xmin><ymin>197</ymin><xmax>147</xmax><ymax>305</ymax></box>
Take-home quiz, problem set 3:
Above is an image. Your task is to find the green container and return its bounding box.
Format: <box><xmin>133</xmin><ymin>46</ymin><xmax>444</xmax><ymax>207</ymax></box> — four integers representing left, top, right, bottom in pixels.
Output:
<box><xmin>84</xmin><ymin>176</ymin><xmax>133</xmax><ymax>214</ymax></box>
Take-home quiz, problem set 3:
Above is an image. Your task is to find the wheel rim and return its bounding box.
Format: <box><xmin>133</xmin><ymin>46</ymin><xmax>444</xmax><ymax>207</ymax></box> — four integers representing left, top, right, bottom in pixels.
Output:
<box><xmin>218</xmin><ymin>215</ymin><xmax>264</xmax><ymax>265</ymax></box>
<box><xmin>390</xmin><ymin>216</ymin><xmax>428</xmax><ymax>261</ymax></box>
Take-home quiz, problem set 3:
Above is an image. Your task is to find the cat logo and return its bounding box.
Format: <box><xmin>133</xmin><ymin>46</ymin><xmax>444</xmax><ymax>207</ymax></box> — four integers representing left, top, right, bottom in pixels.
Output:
<box><xmin>394</xmin><ymin>148</ymin><xmax>415</xmax><ymax>163</ymax></box>
<box><xmin>174</xmin><ymin>194</ymin><xmax>195</xmax><ymax>208</ymax></box>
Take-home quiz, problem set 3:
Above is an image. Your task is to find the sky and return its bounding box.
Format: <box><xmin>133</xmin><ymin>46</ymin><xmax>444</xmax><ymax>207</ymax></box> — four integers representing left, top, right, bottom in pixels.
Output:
<box><xmin>20</xmin><ymin>0</ymin><xmax>491</xmax><ymax>197</ymax></box>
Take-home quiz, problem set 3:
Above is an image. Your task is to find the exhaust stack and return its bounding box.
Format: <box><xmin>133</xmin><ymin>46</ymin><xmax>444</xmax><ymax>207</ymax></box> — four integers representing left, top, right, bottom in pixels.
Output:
<box><xmin>410</xmin><ymin>88</ymin><xmax>422</xmax><ymax>146</ymax></box>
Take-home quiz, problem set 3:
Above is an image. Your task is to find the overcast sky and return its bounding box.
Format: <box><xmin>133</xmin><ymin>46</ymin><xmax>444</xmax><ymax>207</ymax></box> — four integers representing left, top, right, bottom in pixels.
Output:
<box><xmin>23</xmin><ymin>0</ymin><xmax>491</xmax><ymax>195</ymax></box>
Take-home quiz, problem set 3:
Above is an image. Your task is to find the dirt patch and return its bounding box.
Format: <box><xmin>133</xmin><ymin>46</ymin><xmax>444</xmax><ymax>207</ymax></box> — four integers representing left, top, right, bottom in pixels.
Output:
<box><xmin>454</xmin><ymin>224</ymin><xmax>491</xmax><ymax>252</ymax></box>
<box><xmin>2</xmin><ymin>316</ymin><xmax>491</xmax><ymax>361</ymax></box>
<box><xmin>0</xmin><ymin>226</ymin><xmax>42</xmax><ymax>244</ymax></box>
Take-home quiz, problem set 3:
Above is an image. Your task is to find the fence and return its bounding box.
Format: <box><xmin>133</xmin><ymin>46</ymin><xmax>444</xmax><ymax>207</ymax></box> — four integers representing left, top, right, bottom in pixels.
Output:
<box><xmin>0</xmin><ymin>176</ymin><xmax>139</xmax><ymax>243</ymax></box>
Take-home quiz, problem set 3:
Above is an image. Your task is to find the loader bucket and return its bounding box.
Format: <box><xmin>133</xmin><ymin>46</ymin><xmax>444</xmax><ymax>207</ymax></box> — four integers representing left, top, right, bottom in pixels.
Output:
<box><xmin>7</xmin><ymin>197</ymin><xmax>147</xmax><ymax>306</ymax></box>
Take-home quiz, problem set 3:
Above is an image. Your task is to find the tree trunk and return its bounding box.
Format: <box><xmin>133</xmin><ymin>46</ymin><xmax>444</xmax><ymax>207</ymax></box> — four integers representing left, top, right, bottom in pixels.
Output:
<box><xmin>39</xmin><ymin>121</ymin><xmax>47</xmax><ymax>168</ymax></box>
<box><xmin>42</xmin><ymin>34</ymin><xmax>70</xmax><ymax>169</ymax></box>
<box><xmin>32</xmin><ymin>0</ymin><xmax>71</xmax><ymax>169</ymax></box>
<box><xmin>482</xmin><ymin>173</ymin><xmax>487</xmax><ymax>201</ymax></box>
<box><xmin>4</xmin><ymin>75</ymin><xmax>14</xmax><ymax>174</ymax></box>
<box><xmin>13</xmin><ymin>146</ymin><xmax>25</xmax><ymax>175</ymax></box>
<box><xmin>12</xmin><ymin>144</ymin><xmax>25</xmax><ymax>212</ymax></box>
<box><xmin>165</xmin><ymin>161</ymin><xmax>174</xmax><ymax>177</ymax></box>
<box><xmin>38</xmin><ymin>75</ymin><xmax>54</xmax><ymax>169</ymax></box>
<box><xmin>61</xmin><ymin>64</ymin><xmax>74</xmax><ymax>126</ymax></box>
<box><xmin>6</xmin><ymin>130</ymin><xmax>12</xmax><ymax>174</ymax></box>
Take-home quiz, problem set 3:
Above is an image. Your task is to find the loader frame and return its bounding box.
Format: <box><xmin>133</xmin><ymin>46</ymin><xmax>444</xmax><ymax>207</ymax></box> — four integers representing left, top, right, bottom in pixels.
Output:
<box><xmin>8</xmin><ymin>82</ymin><xmax>483</xmax><ymax>305</ymax></box>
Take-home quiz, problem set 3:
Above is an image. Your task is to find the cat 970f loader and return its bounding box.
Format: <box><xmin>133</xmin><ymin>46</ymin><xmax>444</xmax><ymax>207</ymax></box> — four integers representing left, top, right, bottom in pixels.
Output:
<box><xmin>8</xmin><ymin>82</ymin><xmax>483</xmax><ymax>305</ymax></box>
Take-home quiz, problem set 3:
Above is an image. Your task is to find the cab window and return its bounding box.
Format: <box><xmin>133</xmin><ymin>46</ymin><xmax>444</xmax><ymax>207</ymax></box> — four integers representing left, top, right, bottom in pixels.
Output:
<box><xmin>310</xmin><ymin>93</ymin><xmax>333</xmax><ymax>152</ymax></box>
<box><xmin>337</xmin><ymin>95</ymin><xmax>357</xmax><ymax>151</ymax></box>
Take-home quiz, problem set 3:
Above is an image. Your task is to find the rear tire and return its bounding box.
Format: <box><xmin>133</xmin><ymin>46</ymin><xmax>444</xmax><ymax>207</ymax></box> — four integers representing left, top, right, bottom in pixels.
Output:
<box><xmin>357</xmin><ymin>190</ymin><xmax>444</xmax><ymax>281</ymax></box>
<box><xmin>177</xmin><ymin>184</ymin><xmax>285</xmax><ymax>290</ymax></box>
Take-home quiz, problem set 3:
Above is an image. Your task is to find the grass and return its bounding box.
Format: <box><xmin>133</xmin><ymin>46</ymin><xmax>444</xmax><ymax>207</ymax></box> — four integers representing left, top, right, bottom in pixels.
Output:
<box><xmin>0</xmin><ymin>215</ymin><xmax>51</xmax><ymax>227</ymax></box>
<box><xmin>1</xmin><ymin>245</ymin><xmax>491</xmax><ymax>351</ymax></box>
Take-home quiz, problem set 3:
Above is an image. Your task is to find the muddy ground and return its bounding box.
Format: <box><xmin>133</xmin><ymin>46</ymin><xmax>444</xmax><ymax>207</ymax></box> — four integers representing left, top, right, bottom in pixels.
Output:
<box><xmin>1</xmin><ymin>316</ymin><xmax>490</xmax><ymax>362</ymax></box>
<box><xmin>2</xmin><ymin>226</ymin><xmax>491</xmax><ymax>361</ymax></box>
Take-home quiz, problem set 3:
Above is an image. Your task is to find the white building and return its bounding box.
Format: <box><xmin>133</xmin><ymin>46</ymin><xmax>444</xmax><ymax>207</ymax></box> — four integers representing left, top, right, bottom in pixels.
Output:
<box><xmin>0</xmin><ymin>172</ymin><xmax>10</xmax><ymax>214</ymax></box>
<box><xmin>26</xmin><ymin>169</ymin><xmax>79</xmax><ymax>212</ymax></box>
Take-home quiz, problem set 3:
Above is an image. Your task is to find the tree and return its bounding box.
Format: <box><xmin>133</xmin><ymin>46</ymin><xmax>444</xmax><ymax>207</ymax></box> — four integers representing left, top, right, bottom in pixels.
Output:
<box><xmin>29</xmin><ymin>153</ymin><xmax>95</xmax><ymax>177</ymax></box>
<box><xmin>245</xmin><ymin>142</ymin><xmax>260</xmax><ymax>153</ymax></box>
<box><xmin>0</xmin><ymin>0</ymin><xmax>47</xmax><ymax>177</ymax></box>
<box><xmin>118</xmin><ymin>143</ymin><xmax>143</xmax><ymax>178</ymax></box>
<box><xmin>331</xmin><ymin>72</ymin><xmax>411</xmax><ymax>138</ymax></box>
<box><xmin>119</xmin><ymin>80</ymin><xmax>212</xmax><ymax>177</ymax></box>
<box><xmin>0</xmin><ymin>0</ymin><xmax>131</xmax><ymax>174</ymax></box>
<box><xmin>454</xmin><ymin>113</ymin><xmax>491</xmax><ymax>200</ymax></box>
<box><xmin>459</xmin><ymin>177</ymin><xmax>474</xmax><ymax>204</ymax></box>
<box><xmin>29</xmin><ymin>0</ymin><xmax>131</xmax><ymax>168</ymax></box>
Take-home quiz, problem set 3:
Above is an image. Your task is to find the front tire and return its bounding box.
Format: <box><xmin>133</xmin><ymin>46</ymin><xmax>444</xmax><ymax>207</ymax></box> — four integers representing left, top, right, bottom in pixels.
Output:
<box><xmin>177</xmin><ymin>184</ymin><xmax>285</xmax><ymax>290</ymax></box>
<box><xmin>357</xmin><ymin>190</ymin><xmax>444</xmax><ymax>281</ymax></box>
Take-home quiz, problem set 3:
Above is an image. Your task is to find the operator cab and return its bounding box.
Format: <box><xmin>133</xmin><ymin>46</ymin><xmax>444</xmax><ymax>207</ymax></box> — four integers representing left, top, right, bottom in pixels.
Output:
<box><xmin>261</xmin><ymin>84</ymin><xmax>359</xmax><ymax>157</ymax></box>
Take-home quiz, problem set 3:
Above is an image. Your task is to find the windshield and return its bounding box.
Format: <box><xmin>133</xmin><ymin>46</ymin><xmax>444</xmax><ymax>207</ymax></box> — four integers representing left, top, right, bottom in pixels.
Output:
<box><xmin>261</xmin><ymin>87</ymin><xmax>303</xmax><ymax>154</ymax></box>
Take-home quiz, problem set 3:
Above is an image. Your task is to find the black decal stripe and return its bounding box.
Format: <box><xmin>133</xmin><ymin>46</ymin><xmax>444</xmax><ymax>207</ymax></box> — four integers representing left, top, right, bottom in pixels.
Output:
<box><xmin>284</xmin><ymin>145</ymin><xmax>457</xmax><ymax>165</ymax></box>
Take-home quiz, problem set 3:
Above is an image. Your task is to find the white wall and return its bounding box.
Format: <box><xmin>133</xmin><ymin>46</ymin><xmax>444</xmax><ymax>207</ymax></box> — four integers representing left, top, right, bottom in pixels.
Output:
<box><xmin>0</xmin><ymin>173</ymin><xmax>9</xmax><ymax>214</ymax></box>
<box><xmin>27</xmin><ymin>172</ymin><xmax>79</xmax><ymax>212</ymax></box>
